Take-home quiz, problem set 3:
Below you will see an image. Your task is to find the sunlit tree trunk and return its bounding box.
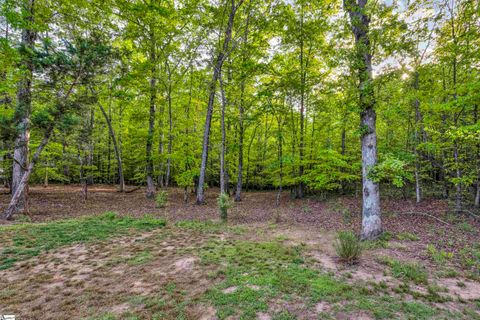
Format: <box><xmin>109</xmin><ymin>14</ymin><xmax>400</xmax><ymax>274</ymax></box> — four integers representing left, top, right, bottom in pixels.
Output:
<box><xmin>345</xmin><ymin>0</ymin><xmax>382</xmax><ymax>240</ymax></box>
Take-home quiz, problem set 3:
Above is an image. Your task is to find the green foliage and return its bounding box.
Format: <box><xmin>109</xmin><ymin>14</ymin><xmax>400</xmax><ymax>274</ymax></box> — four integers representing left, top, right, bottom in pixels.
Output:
<box><xmin>333</xmin><ymin>231</ymin><xmax>363</xmax><ymax>264</ymax></box>
<box><xmin>217</xmin><ymin>193</ymin><xmax>232</xmax><ymax>222</ymax></box>
<box><xmin>369</xmin><ymin>154</ymin><xmax>413</xmax><ymax>188</ymax></box>
<box><xmin>155</xmin><ymin>190</ymin><xmax>168</xmax><ymax>208</ymax></box>
<box><xmin>0</xmin><ymin>212</ymin><xmax>166</xmax><ymax>270</ymax></box>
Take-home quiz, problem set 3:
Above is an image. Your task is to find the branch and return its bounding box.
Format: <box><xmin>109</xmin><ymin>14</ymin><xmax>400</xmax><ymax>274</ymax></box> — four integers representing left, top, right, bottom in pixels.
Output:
<box><xmin>399</xmin><ymin>211</ymin><xmax>451</xmax><ymax>226</ymax></box>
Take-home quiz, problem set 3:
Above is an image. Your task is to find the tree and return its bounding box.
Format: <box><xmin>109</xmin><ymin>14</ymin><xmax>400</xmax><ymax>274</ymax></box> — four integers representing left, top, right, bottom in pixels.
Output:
<box><xmin>11</xmin><ymin>0</ymin><xmax>37</xmax><ymax>213</ymax></box>
<box><xmin>196</xmin><ymin>0</ymin><xmax>244</xmax><ymax>204</ymax></box>
<box><xmin>344</xmin><ymin>0</ymin><xmax>382</xmax><ymax>240</ymax></box>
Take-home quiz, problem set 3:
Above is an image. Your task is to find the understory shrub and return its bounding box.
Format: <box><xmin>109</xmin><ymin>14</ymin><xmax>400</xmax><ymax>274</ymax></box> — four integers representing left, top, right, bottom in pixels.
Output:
<box><xmin>217</xmin><ymin>193</ymin><xmax>232</xmax><ymax>222</ymax></box>
<box><xmin>155</xmin><ymin>190</ymin><xmax>168</xmax><ymax>208</ymax></box>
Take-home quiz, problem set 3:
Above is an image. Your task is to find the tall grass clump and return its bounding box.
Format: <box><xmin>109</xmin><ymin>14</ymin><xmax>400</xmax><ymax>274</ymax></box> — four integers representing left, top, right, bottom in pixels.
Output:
<box><xmin>334</xmin><ymin>231</ymin><xmax>363</xmax><ymax>264</ymax></box>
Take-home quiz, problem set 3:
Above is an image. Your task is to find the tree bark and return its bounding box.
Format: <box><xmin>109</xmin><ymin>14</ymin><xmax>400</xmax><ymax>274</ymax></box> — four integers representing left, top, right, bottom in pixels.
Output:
<box><xmin>87</xmin><ymin>106</ymin><xmax>94</xmax><ymax>184</ymax></box>
<box><xmin>12</xmin><ymin>0</ymin><xmax>36</xmax><ymax>213</ymax></box>
<box><xmin>412</xmin><ymin>70</ymin><xmax>422</xmax><ymax>203</ymax></box>
<box><xmin>165</xmin><ymin>63</ymin><xmax>173</xmax><ymax>188</ymax></box>
<box><xmin>97</xmin><ymin>99</ymin><xmax>125</xmax><ymax>192</ymax></box>
<box><xmin>219</xmin><ymin>71</ymin><xmax>227</xmax><ymax>194</ymax></box>
<box><xmin>3</xmin><ymin>115</ymin><xmax>58</xmax><ymax>219</ymax></box>
<box><xmin>297</xmin><ymin>2</ymin><xmax>305</xmax><ymax>199</ymax></box>
<box><xmin>145</xmin><ymin>32</ymin><xmax>157</xmax><ymax>199</ymax></box>
<box><xmin>196</xmin><ymin>0</ymin><xmax>244</xmax><ymax>204</ymax></box>
<box><xmin>345</xmin><ymin>0</ymin><xmax>382</xmax><ymax>240</ymax></box>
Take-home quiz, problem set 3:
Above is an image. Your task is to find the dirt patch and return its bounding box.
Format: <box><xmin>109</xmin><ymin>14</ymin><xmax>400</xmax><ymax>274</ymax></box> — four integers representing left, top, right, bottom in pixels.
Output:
<box><xmin>0</xmin><ymin>227</ymin><xmax>222</xmax><ymax>319</ymax></box>
<box><xmin>436</xmin><ymin>278</ymin><xmax>480</xmax><ymax>300</ymax></box>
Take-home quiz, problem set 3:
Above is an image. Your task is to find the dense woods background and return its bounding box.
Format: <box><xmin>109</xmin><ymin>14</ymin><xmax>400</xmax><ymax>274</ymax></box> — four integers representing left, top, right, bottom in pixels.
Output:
<box><xmin>0</xmin><ymin>0</ymin><xmax>479</xmax><ymax>219</ymax></box>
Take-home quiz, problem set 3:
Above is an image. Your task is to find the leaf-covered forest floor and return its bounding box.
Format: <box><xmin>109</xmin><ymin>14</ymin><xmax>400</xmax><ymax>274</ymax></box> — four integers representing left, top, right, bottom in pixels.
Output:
<box><xmin>0</xmin><ymin>185</ymin><xmax>479</xmax><ymax>319</ymax></box>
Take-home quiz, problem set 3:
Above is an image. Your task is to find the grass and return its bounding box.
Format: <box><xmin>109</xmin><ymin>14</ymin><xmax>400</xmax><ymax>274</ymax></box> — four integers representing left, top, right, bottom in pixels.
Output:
<box><xmin>396</xmin><ymin>232</ymin><xmax>419</xmax><ymax>241</ymax></box>
<box><xmin>378</xmin><ymin>256</ymin><xmax>429</xmax><ymax>285</ymax></box>
<box><xmin>0</xmin><ymin>212</ymin><xmax>166</xmax><ymax>270</ymax></box>
<box><xmin>333</xmin><ymin>231</ymin><xmax>363</xmax><ymax>264</ymax></box>
<box><xmin>175</xmin><ymin>220</ymin><xmax>245</xmax><ymax>234</ymax></box>
<box><xmin>198</xmin><ymin>238</ymin><xmax>457</xmax><ymax>319</ymax></box>
<box><xmin>0</xmin><ymin>216</ymin><xmax>472</xmax><ymax>319</ymax></box>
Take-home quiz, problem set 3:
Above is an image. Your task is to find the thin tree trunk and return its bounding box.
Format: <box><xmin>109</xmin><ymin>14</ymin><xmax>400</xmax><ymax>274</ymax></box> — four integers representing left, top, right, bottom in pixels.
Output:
<box><xmin>87</xmin><ymin>106</ymin><xmax>94</xmax><ymax>185</ymax></box>
<box><xmin>145</xmin><ymin>32</ymin><xmax>157</xmax><ymax>199</ymax></box>
<box><xmin>96</xmin><ymin>98</ymin><xmax>125</xmax><ymax>192</ymax></box>
<box><xmin>165</xmin><ymin>64</ymin><xmax>173</xmax><ymax>188</ymax></box>
<box><xmin>297</xmin><ymin>3</ymin><xmax>305</xmax><ymax>199</ymax></box>
<box><xmin>276</xmin><ymin>115</ymin><xmax>283</xmax><ymax>206</ymax></box>
<box><xmin>12</xmin><ymin>0</ymin><xmax>36</xmax><ymax>213</ymax></box>
<box><xmin>475</xmin><ymin>104</ymin><xmax>479</xmax><ymax>208</ymax></box>
<box><xmin>412</xmin><ymin>71</ymin><xmax>422</xmax><ymax>203</ymax></box>
<box><xmin>345</xmin><ymin>0</ymin><xmax>382</xmax><ymax>240</ymax></box>
<box><xmin>196</xmin><ymin>0</ymin><xmax>244</xmax><ymax>204</ymax></box>
<box><xmin>219</xmin><ymin>71</ymin><xmax>227</xmax><ymax>194</ymax></box>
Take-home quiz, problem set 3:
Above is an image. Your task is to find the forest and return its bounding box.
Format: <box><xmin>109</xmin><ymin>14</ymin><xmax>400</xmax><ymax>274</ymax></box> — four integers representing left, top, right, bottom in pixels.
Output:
<box><xmin>0</xmin><ymin>0</ymin><xmax>479</xmax><ymax>319</ymax></box>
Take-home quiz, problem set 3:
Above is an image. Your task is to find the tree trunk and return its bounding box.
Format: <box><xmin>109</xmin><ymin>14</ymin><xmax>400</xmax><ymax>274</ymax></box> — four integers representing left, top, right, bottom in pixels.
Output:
<box><xmin>12</xmin><ymin>0</ymin><xmax>36</xmax><ymax>213</ymax></box>
<box><xmin>165</xmin><ymin>64</ymin><xmax>173</xmax><ymax>188</ymax></box>
<box><xmin>87</xmin><ymin>106</ymin><xmax>94</xmax><ymax>185</ymax></box>
<box><xmin>475</xmin><ymin>104</ymin><xmax>479</xmax><ymax>208</ymax></box>
<box><xmin>412</xmin><ymin>71</ymin><xmax>422</xmax><ymax>203</ymax></box>
<box><xmin>3</xmin><ymin>119</ymin><xmax>56</xmax><ymax>219</ymax></box>
<box><xmin>219</xmin><ymin>71</ymin><xmax>227</xmax><ymax>194</ymax></box>
<box><xmin>297</xmin><ymin>2</ymin><xmax>305</xmax><ymax>199</ymax></box>
<box><xmin>276</xmin><ymin>114</ymin><xmax>283</xmax><ymax>207</ymax></box>
<box><xmin>196</xmin><ymin>0</ymin><xmax>244</xmax><ymax>204</ymax></box>
<box><xmin>97</xmin><ymin>99</ymin><xmax>125</xmax><ymax>192</ymax></box>
<box><xmin>145</xmin><ymin>33</ymin><xmax>157</xmax><ymax>199</ymax></box>
<box><xmin>345</xmin><ymin>0</ymin><xmax>382</xmax><ymax>240</ymax></box>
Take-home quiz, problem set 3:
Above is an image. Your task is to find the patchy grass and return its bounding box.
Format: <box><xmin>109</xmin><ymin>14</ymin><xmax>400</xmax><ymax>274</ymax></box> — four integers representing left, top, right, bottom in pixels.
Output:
<box><xmin>0</xmin><ymin>212</ymin><xmax>166</xmax><ymax>270</ymax></box>
<box><xmin>197</xmin><ymin>238</ymin><xmax>459</xmax><ymax>319</ymax></box>
<box><xmin>0</xmin><ymin>214</ymin><xmax>476</xmax><ymax>319</ymax></box>
<box><xmin>378</xmin><ymin>256</ymin><xmax>429</xmax><ymax>285</ymax></box>
<box><xmin>396</xmin><ymin>232</ymin><xmax>419</xmax><ymax>241</ymax></box>
<box><xmin>175</xmin><ymin>220</ymin><xmax>245</xmax><ymax>234</ymax></box>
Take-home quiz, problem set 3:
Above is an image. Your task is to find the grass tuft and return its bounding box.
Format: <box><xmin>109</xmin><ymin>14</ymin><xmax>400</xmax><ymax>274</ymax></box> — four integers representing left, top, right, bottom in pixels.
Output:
<box><xmin>334</xmin><ymin>231</ymin><xmax>363</xmax><ymax>264</ymax></box>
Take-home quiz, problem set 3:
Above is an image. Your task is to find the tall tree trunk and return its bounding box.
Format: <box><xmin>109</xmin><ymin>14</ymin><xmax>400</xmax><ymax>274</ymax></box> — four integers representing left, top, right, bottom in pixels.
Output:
<box><xmin>165</xmin><ymin>64</ymin><xmax>173</xmax><ymax>188</ymax></box>
<box><xmin>297</xmin><ymin>2</ymin><xmax>305</xmax><ymax>199</ymax></box>
<box><xmin>234</xmin><ymin>5</ymin><xmax>253</xmax><ymax>201</ymax></box>
<box><xmin>475</xmin><ymin>104</ymin><xmax>479</xmax><ymax>208</ymax></box>
<box><xmin>96</xmin><ymin>98</ymin><xmax>125</xmax><ymax>192</ymax></box>
<box><xmin>12</xmin><ymin>0</ymin><xmax>36</xmax><ymax>213</ymax></box>
<box><xmin>276</xmin><ymin>114</ymin><xmax>283</xmax><ymax>206</ymax></box>
<box><xmin>196</xmin><ymin>0</ymin><xmax>244</xmax><ymax>204</ymax></box>
<box><xmin>412</xmin><ymin>71</ymin><xmax>422</xmax><ymax>203</ymax></box>
<box><xmin>87</xmin><ymin>106</ymin><xmax>94</xmax><ymax>185</ymax></box>
<box><xmin>219</xmin><ymin>71</ymin><xmax>227</xmax><ymax>194</ymax></box>
<box><xmin>345</xmin><ymin>0</ymin><xmax>382</xmax><ymax>240</ymax></box>
<box><xmin>235</xmin><ymin>87</ymin><xmax>244</xmax><ymax>201</ymax></box>
<box><xmin>145</xmin><ymin>33</ymin><xmax>157</xmax><ymax>199</ymax></box>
